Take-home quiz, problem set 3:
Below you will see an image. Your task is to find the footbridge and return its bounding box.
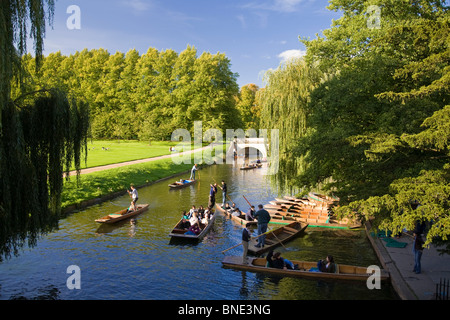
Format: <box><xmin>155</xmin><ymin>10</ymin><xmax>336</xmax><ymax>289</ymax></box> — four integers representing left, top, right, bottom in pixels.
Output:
<box><xmin>226</xmin><ymin>137</ymin><xmax>268</xmax><ymax>160</ymax></box>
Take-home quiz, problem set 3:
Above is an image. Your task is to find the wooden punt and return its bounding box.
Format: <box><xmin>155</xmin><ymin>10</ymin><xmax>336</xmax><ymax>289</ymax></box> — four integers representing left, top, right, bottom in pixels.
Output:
<box><xmin>274</xmin><ymin>198</ymin><xmax>328</xmax><ymax>209</ymax></box>
<box><xmin>283</xmin><ymin>196</ymin><xmax>321</xmax><ymax>207</ymax></box>
<box><xmin>248</xmin><ymin>221</ymin><xmax>308</xmax><ymax>255</ymax></box>
<box><xmin>95</xmin><ymin>204</ymin><xmax>149</xmax><ymax>224</ymax></box>
<box><xmin>268</xmin><ymin>210</ymin><xmax>361</xmax><ymax>230</ymax></box>
<box><xmin>265</xmin><ymin>204</ymin><xmax>329</xmax><ymax>215</ymax></box>
<box><xmin>275</xmin><ymin>197</ymin><xmax>307</xmax><ymax>205</ymax></box>
<box><xmin>215</xmin><ymin>203</ymin><xmax>257</xmax><ymax>227</ymax></box>
<box><xmin>222</xmin><ymin>256</ymin><xmax>389</xmax><ymax>282</ymax></box>
<box><xmin>169</xmin><ymin>210</ymin><xmax>216</xmax><ymax>241</ymax></box>
<box><xmin>307</xmin><ymin>192</ymin><xmax>339</xmax><ymax>206</ymax></box>
<box><xmin>239</xmin><ymin>163</ymin><xmax>262</xmax><ymax>170</ymax></box>
<box><xmin>169</xmin><ymin>179</ymin><xmax>196</xmax><ymax>189</ymax></box>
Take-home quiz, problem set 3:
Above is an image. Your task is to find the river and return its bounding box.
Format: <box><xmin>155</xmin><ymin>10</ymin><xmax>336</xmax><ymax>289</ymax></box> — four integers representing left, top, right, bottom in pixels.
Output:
<box><xmin>0</xmin><ymin>163</ymin><xmax>398</xmax><ymax>300</ymax></box>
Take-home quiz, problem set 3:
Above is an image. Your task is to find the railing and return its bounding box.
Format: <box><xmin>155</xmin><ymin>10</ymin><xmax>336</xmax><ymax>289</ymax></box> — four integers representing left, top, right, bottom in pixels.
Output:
<box><xmin>436</xmin><ymin>278</ymin><xmax>449</xmax><ymax>300</ymax></box>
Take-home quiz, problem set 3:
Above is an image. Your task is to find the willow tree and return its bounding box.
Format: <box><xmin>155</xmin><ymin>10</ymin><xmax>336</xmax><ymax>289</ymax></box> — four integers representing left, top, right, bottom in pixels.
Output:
<box><xmin>0</xmin><ymin>1</ymin><xmax>90</xmax><ymax>261</ymax></box>
<box><xmin>258</xmin><ymin>58</ymin><xmax>322</xmax><ymax>192</ymax></box>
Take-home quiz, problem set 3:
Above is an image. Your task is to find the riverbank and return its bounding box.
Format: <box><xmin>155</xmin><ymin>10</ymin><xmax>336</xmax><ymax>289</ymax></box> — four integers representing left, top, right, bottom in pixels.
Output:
<box><xmin>62</xmin><ymin>146</ymin><xmax>212</xmax><ymax>215</ymax></box>
<box><xmin>365</xmin><ymin>220</ymin><xmax>450</xmax><ymax>300</ymax></box>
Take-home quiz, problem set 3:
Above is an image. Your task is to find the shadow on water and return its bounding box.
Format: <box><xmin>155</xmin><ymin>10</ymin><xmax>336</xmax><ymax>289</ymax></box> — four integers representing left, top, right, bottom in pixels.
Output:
<box><xmin>0</xmin><ymin>163</ymin><xmax>398</xmax><ymax>300</ymax></box>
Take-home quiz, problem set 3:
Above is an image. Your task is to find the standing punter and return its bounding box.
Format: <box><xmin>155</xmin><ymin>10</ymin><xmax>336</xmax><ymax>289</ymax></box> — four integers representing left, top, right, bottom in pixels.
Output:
<box><xmin>219</xmin><ymin>180</ymin><xmax>227</xmax><ymax>208</ymax></box>
<box><xmin>190</xmin><ymin>164</ymin><xmax>198</xmax><ymax>180</ymax></box>
<box><xmin>128</xmin><ymin>184</ymin><xmax>139</xmax><ymax>208</ymax></box>
<box><xmin>254</xmin><ymin>204</ymin><xmax>271</xmax><ymax>248</ymax></box>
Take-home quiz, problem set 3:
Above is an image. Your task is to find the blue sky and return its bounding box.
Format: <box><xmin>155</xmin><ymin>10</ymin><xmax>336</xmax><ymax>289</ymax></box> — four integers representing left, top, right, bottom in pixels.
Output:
<box><xmin>41</xmin><ymin>0</ymin><xmax>341</xmax><ymax>88</ymax></box>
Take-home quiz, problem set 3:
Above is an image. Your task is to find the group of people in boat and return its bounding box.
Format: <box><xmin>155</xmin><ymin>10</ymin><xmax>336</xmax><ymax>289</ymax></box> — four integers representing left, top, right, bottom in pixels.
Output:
<box><xmin>126</xmin><ymin>180</ymin><xmax>338</xmax><ymax>273</ymax></box>
<box><xmin>264</xmin><ymin>250</ymin><xmax>336</xmax><ymax>273</ymax></box>
<box><xmin>179</xmin><ymin>205</ymin><xmax>213</xmax><ymax>236</ymax></box>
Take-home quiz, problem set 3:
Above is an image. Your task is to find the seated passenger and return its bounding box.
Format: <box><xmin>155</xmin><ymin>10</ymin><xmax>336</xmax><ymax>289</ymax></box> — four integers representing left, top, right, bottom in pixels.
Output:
<box><xmin>197</xmin><ymin>205</ymin><xmax>205</xmax><ymax>219</ymax></box>
<box><xmin>229</xmin><ymin>203</ymin><xmax>241</xmax><ymax>216</ymax></box>
<box><xmin>189</xmin><ymin>212</ymin><xmax>199</xmax><ymax>226</ymax></box>
<box><xmin>317</xmin><ymin>255</ymin><xmax>336</xmax><ymax>273</ymax></box>
<box><xmin>201</xmin><ymin>209</ymin><xmax>211</xmax><ymax>225</ymax></box>
<box><xmin>127</xmin><ymin>201</ymin><xmax>136</xmax><ymax>213</ymax></box>
<box><xmin>266</xmin><ymin>251</ymin><xmax>285</xmax><ymax>269</ymax></box>
<box><xmin>189</xmin><ymin>205</ymin><xmax>197</xmax><ymax>217</ymax></box>
<box><xmin>185</xmin><ymin>223</ymin><xmax>201</xmax><ymax>235</ymax></box>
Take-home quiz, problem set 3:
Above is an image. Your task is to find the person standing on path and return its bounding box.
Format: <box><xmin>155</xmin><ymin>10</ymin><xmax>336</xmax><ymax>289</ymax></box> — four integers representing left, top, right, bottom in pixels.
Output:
<box><xmin>190</xmin><ymin>164</ymin><xmax>198</xmax><ymax>180</ymax></box>
<box><xmin>413</xmin><ymin>230</ymin><xmax>424</xmax><ymax>274</ymax></box>
<box><xmin>242</xmin><ymin>226</ymin><xmax>251</xmax><ymax>264</ymax></box>
<box><xmin>254</xmin><ymin>204</ymin><xmax>271</xmax><ymax>248</ymax></box>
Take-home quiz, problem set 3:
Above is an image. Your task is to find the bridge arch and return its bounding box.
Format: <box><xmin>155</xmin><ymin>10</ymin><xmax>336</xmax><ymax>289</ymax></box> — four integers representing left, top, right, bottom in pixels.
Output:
<box><xmin>226</xmin><ymin>138</ymin><xmax>268</xmax><ymax>160</ymax></box>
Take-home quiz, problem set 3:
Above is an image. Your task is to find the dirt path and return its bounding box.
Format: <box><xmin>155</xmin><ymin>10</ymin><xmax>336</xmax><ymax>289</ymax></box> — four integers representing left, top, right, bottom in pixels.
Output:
<box><xmin>68</xmin><ymin>146</ymin><xmax>211</xmax><ymax>176</ymax></box>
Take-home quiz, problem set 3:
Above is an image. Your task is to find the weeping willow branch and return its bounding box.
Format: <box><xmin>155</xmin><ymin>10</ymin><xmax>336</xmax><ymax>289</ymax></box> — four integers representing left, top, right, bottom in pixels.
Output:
<box><xmin>0</xmin><ymin>89</ymin><xmax>90</xmax><ymax>261</ymax></box>
<box><xmin>13</xmin><ymin>88</ymin><xmax>52</xmax><ymax>107</ymax></box>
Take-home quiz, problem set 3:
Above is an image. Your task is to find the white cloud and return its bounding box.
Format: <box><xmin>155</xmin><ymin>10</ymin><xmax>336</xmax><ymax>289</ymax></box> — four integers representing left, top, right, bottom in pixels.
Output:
<box><xmin>241</xmin><ymin>0</ymin><xmax>307</xmax><ymax>13</ymax></box>
<box><xmin>120</xmin><ymin>0</ymin><xmax>152</xmax><ymax>13</ymax></box>
<box><xmin>278</xmin><ymin>49</ymin><xmax>306</xmax><ymax>62</ymax></box>
<box><xmin>237</xmin><ymin>14</ymin><xmax>247</xmax><ymax>28</ymax></box>
<box><xmin>274</xmin><ymin>0</ymin><xmax>305</xmax><ymax>12</ymax></box>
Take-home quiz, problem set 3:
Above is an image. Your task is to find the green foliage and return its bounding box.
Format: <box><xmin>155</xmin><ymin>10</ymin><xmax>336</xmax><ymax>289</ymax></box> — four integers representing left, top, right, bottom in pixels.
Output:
<box><xmin>262</xmin><ymin>0</ymin><xmax>449</xmax><ymax>245</ymax></box>
<box><xmin>0</xmin><ymin>1</ymin><xmax>90</xmax><ymax>261</ymax></box>
<box><xmin>236</xmin><ymin>84</ymin><xmax>260</xmax><ymax>131</ymax></box>
<box><xmin>1</xmin><ymin>89</ymin><xmax>90</xmax><ymax>261</ymax></box>
<box><xmin>258</xmin><ymin>58</ymin><xmax>322</xmax><ymax>190</ymax></box>
<box><xmin>16</xmin><ymin>45</ymin><xmax>242</xmax><ymax>141</ymax></box>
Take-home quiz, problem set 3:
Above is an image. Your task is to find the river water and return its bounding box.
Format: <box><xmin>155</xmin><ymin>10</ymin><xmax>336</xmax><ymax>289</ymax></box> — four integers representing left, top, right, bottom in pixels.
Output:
<box><xmin>0</xmin><ymin>163</ymin><xmax>398</xmax><ymax>300</ymax></box>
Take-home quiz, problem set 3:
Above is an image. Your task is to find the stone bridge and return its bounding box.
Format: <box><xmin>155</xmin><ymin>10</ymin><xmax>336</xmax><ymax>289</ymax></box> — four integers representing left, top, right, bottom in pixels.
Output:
<box><xmin>226</xmin><ymin>137</ymin><xmax>268</xmax><ymax>160</ymax></box>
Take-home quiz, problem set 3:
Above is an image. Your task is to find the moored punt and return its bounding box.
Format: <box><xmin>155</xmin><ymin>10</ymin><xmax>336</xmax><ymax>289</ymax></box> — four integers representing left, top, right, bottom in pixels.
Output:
<box><xmin>239</xmin><ymin>163</ymin><xmax>262</xmax><ymax>170</ymax></box>
<box><xmin>222</xmin><ymin>256</ymin><xmax>390</xmax><ymax>282</ymax></box>
<box><xmin>215</xmin><ymin>203</ymin><xmax>257</xmax><ymax>227</ymax></box>
<box><xmin>268</xmin><ymin>210</ymin><xmax>361</xmax><ymax>230</ymax></box>
<box><xmin>169</xmin><ymin>210</ymin><xmax>216</xmax><ymax>241</ymax></box>
<box><xmin>282</xmin><ymin>196</ymin><xmax>313</xmax><ymax>205</ymax></box>
<box><xmin>284</xmin><ymin>195</ymin><xmax>332</xmax><ymax>208</ymax></box>
<box><xmin>274</xmin><ymin>198</ymin><xmax>328</xmax><ymax>210</ymax></box>
<box><xmin>275</xmin><ymin>197</ymin><xmax>307</xmax><ymax>206</ymax></box>
<box><xmin>169</xmin><ymin>179</ymin><xmax>196</xmax><ymax>189</ymax></box>
<box><xmin>265</xmin><ymin>204</ymin><xmax>329</xmax><ymax>215</ymax></box>
<box><xmin>95</xmin><ymin>204</ymin><xmax>149</xmax><ymax>224</ymax></box>
<box><xmin>307</xmin><ymin>192</ymin><xmax>338</xmax><ymax>206</ymax></box>
<box><xmin>248</xmin><ymin>221</ymin><xmax>308</xmax><ymax>255</ymax></box>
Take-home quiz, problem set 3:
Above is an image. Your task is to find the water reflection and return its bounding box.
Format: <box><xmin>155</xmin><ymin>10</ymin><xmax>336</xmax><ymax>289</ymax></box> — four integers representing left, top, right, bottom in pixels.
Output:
<box><xmin>0</xmin><ymin>164</ymin><xmax>397</xmax><ymax>300</ymax></box>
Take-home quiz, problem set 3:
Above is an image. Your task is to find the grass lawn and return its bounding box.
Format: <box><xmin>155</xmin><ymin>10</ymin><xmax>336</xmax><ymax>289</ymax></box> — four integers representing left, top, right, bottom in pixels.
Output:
<box><xmin>73</xmin><ymin>140</ymin><xmax>179</xmax><ymax>170</ymax></box>
<box><xmin>61</xmin><ymin>148</ymin><xmax>220</xmax><ymax>211</ymax></box>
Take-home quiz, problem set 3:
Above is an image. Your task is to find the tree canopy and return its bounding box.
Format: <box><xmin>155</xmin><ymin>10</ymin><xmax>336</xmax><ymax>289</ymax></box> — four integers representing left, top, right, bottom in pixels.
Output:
<box><xmin>17</xmin><ymin>46</ymin><xmax>242</xmax><ymax>141</ymax></box>
<box><xmin>260</xmin><ymin>0</ymin><xmax>449</xmax><ymax>245</ymax></box>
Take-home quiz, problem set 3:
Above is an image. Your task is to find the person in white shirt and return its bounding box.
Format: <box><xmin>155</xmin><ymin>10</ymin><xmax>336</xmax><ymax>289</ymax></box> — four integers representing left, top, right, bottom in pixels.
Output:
<box><xmin>190</xmin><ymin>164</ymin><xmax>198</xmax><ymax>180</ymax></box>
<box><xmin>128</xmin><ymin>185</ymin><xmax>138</xmax><ymax>207</ymax></box>
<box><xmin>189</xmin><ymin>212</ymin><xmax>199</xmax><ymax>227</ymax></box>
